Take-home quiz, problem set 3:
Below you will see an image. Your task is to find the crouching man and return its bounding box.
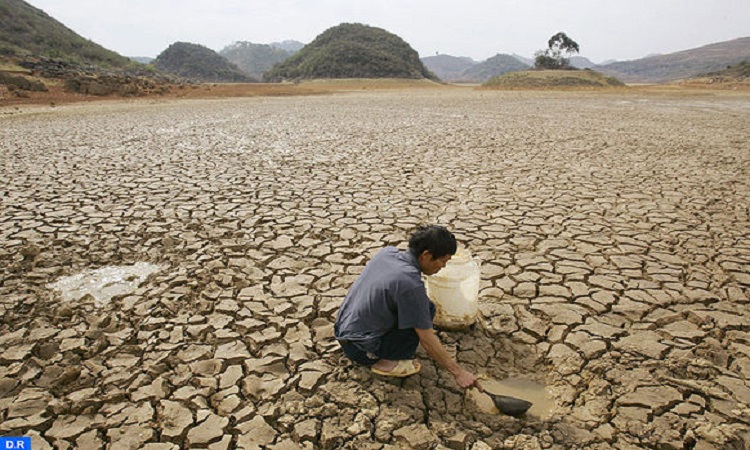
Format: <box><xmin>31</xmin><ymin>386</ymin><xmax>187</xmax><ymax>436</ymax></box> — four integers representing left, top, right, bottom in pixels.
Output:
<box><xmin>334</xmin><ymin>225</ymin><xmax>481</xmax><ymax>390</ymax></box>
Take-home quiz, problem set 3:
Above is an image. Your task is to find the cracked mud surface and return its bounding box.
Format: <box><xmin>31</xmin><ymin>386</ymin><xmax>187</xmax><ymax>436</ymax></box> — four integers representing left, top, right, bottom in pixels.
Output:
<box><xmin>1</xmin><ymin>89</ymin><xmax>749</xmax><ymax>449</ymax></box>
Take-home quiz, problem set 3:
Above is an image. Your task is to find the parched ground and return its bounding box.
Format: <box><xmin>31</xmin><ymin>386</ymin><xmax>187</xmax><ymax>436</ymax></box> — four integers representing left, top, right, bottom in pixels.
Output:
<box><xmin>1</xmin><ymin>88</ymin><xmax>749</xmax><ymax>449</ymax></box>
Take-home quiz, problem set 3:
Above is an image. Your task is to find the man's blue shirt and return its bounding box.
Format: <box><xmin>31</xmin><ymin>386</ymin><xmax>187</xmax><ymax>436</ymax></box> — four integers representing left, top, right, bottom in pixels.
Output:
<box><xmin>335</xmin><ymin>247</ymin><xmax>435</xmax><ymax>353</ymax></box>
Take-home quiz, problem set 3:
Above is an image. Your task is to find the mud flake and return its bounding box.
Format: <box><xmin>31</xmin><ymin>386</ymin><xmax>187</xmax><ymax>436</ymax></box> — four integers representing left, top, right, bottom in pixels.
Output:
<box><xmin>298</xmin><ymin>370</ymin><xmax>326</xmax><ymax>393</ymax></box>
<box><xmin>215</xmin><ymin>341</ymin><xmax>252</xmax><ymax>361</ymax></box>
<box><xmin>44</xmin><ymin>415</ymin><xmax>95</xmax><ymax>440</ymax></box>
<box><xmin>220</xmin><ymin>365</ymin><xmax>244</xmax><ymax>389</ymax></box>
<box><xmin>106</xmin><ymin>424</ymin><xmax>154</xmax><ymax>450</ymax></box>
<box><xmin>159</xmin><ymin>400</ymin><xmax>194</xmax><ymax>438</ymax></box>
<box><xmin>293</xmin><ymin>418</ymin><xmax>319</xmax><ymax>442</ymax></box>
<box><xmin>75</xmin><ymin>429</ymin><xmax>104</xmax><ymax>450</ymax></box>
<box><xmin>320</xmin><ymin>418</ymin><xmax>349</xmax><ymax>449</ymax></box>
<box><xmin>1</xmin><ymin>343</ymin><xmax>35</xmax><ymax>362</ymax></box>
<box><xmin>187</xmin><ymin>412</ymin><xmax>229</xmax><ymax>446</ymax></box>
<box><xmin>235</xmin><ymin>415</ymin><xmax>278</xmax><ymax>448</ymax></box>
<box><xmin>617</xmin><ymin>385</ymin><xmax>682</xmax><ymax>412</ymax></box>
<box><xmin>393</xmin><ymin>423</ymin><xmax>438</xmax><ymax>449</ymax></box>
<box><xmin>242</xmin><ymin>374</ymin><xmax>286</xmax><ymax>400</ymax></box>
<box><xmin>7</xmin><ymin>388</ymin><xmax>52</xmax><ymax>419</ymax></box>
<box><xmin>177</xmin><ymin>344</ymin><xmax>212</xmax><ymax>363</ymax></box>
<box><xmin>547</xmin><ymin>343</ymin><xmax>584</xmax><ymax>376</ymax></box>
<box><xmin>661</xmin><ymin>320</ymin><xmax>706</xmax><ymax>341</ymax></box>
<box><xmin>615</xmin><ymin>331</ymin><xmax>670</xmax><ymax>359</ymax></box>
<box><xmin>565</xmin><ymin>332</ymin><xmax>607</xmax><ymax>358</ymax></box>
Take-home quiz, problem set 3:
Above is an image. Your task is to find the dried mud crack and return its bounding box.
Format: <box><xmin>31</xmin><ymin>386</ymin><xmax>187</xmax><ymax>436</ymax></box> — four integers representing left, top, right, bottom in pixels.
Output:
<box><xmin>1</xmin><ymin>90</ymin><xmax>749</xmax><ymax>449</ymax></box>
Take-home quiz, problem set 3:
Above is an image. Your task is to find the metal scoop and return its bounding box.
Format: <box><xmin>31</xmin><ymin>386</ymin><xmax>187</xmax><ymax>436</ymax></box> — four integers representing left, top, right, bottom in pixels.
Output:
<box><xmin>484</xmin><ymin>391</ymin><xmax>533</xmax><ymax>417</ymax></box>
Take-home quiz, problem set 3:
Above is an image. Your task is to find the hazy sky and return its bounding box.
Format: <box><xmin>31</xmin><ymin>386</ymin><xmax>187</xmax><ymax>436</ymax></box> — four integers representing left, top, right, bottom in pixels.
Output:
<box><xmin>26</xmin><ymin>0</ymin><xmax>750</xmax><ymax>63</ymax></box>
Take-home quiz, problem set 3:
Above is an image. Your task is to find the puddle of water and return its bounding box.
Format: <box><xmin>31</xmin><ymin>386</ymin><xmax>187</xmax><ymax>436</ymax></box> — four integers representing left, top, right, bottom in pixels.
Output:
<box><xmin>47</xmin><ymin>262</ymin><xmax>163</xmax><ymax>307</ymax></box>
<box><xmin>469</xmin><ymin>377</ymin><xmax>555</xmax><ymax>418</ymax></box>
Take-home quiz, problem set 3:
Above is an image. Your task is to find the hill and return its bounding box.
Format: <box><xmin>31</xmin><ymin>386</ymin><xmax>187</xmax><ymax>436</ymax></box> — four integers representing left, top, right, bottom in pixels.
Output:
<box><xmin>220</xmin><ymin>42</ymin><xmax>293</xmax><ymax>80</ymax></box>
<box><xmin>154</xmin><ymin>42</ymin><xmax>254</xmax><ymax>83</ymax></box>
<box><xmin>0</xmin><ymin>0</ymin><xmax>132</xmax><ymax>67</ymax></box>
<box><xmin>597</xmin><ymin>37</ymin><xmax>750</xmax><ymax>83</ymax></box>
<box><xmin>483</xmin><ymin>69</ymin><xmax>624</xmax><ymax>89</ymax></box>
<box><xmin>421</xmin><ymin>55</ymin><xmax>476</xmax><ymax>81</ymax></box>
<box><xmin>458</xmin><ymin>53</ymin><xmax>529</xmax><ymax>83</ymax></box>
<box><xmin>512</xmin><ymin>54</ymin><xmax>534</xmax><ymax>66</ymax></box>
<box><xmin>264</xmin><ymin>23</ymin><xmax>435</xmax><ymax>81</ymax></box>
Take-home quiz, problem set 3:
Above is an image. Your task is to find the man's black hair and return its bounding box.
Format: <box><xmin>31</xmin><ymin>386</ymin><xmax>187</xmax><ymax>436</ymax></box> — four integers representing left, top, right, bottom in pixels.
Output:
<box><xmin>408</xmin><ymin>225</ymin><xmax>457</xmax><ymax>259</ymax></box>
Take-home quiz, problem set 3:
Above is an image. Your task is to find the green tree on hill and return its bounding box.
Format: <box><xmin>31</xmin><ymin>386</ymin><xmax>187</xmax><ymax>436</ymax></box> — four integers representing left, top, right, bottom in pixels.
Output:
<box><xmin>535</xmin><ymin>32</ymin><xmax>580</xmax><ymax>70</ymax></box>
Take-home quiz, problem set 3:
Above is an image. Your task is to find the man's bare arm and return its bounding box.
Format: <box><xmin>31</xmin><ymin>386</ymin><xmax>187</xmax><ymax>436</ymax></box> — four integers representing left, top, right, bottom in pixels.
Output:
<box><xmin>415</xmin><ymin>328</ymin><xmax>482</xmax><ymax>390</ymax></box>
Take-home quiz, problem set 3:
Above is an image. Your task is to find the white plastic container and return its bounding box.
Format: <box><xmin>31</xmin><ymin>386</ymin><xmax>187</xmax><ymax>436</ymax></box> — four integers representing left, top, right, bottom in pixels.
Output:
<box><xmin>425</xmin><ymin>247</ymin><xmax>481</xmax><ymax>330</ymax></box>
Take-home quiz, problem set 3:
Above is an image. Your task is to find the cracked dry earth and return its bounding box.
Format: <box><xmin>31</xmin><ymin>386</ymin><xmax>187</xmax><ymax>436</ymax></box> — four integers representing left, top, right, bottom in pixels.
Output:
<box><xmin>1</xmin><ymin>89</ymin><xmax>749</xmax><ymax>450</ymax></box>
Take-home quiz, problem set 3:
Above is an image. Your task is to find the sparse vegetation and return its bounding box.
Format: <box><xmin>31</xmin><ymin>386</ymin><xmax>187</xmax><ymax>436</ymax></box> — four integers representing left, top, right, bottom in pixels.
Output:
<box><xmin>264</xmin><ymin>23</ymin><xmax>435</xmax><ymax>81</ymax></box>
<box><xmin>482</xmin><ymin>69</ymin><xmax>624</xmax><ymax>89</ymax></box>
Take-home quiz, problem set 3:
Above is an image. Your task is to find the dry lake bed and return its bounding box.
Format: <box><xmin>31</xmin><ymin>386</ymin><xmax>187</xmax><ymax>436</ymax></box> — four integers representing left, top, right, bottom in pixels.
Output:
<box><xmin>1</xmin><ymin>88</ymin><xmax>749</xmax><ymax>449</ymax></box>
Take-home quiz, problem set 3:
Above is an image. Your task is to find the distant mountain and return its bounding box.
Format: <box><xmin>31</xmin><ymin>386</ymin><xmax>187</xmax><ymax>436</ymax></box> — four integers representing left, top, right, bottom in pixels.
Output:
<box><xmin>597</xmin><ymin>37</ymin><xmax>750</xmax><ymax>83</ymax></box>
<box><xmin>220</xmin><ymin>42</ymin><xmax>292</xmax><ymax>79</ymax></box>
<box><xmin>512</xmin><ymin>54</ymin><xmax>534</xmax><ymax>66</ymax></box>
<box><xmin>422</xmin><ymin>53</ymin><xmax>528</xmax><ymax>83</ymax></box>
<box><xmin>0</xmin><ymin>0</ymin><xmax>132</xmax><ymax>67</ymax></box>
<box><xmin>458</xmin><ymin>53</ymin><xmax>529</xmax><ymax>82</ymax></box>
<box><xmin>154</xmin><ymin>42</ymin><xmax>254</xmax><ymax>83</ymax></box>
<box><xmin>570</xmin><ymin>56</ymin><xmax>595</xmax><ymax>69</ymax></box>
<box><xmin>269</xmin><ymin>40</ymin><xmax>305</xmax><ymax>54</ymax></box>
<box><xmin>264</xmin><ymin>23</ymin><xmax>435</xmax><ymax>81</ymax></box>
<box><xmin>129</xmin><ymin>56</ymin><xmax>154</xmax><ymax>64</ymax></box>
<box><xmin>513</xmin><ymin>54</ymin><xmax>597</xmax><ymax>70</ymax></box>
<box><xmin>421</xmin><ymin>55</ymin><xmax>476</xmax><ymax>81</ymax></box>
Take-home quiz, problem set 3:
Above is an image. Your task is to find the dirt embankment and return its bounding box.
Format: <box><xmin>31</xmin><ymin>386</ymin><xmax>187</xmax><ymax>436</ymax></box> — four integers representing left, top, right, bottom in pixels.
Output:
<box><xmin>2</xmin><ymin>55</ymin><xmax>748</xmax><ymax>107</ymax></box>
<box><xmin>1</xmin><ymin>56</ymin><xmax>455</xmax><ymax>107</ymax></box>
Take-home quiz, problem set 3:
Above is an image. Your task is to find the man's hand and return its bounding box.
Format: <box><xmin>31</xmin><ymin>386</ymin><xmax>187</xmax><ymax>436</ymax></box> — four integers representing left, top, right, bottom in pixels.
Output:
<box><xmin>454</xmin><ymin>367</ymin><xmax>483</xmax><ymax>391</ymax></box>
<box><xmin>415</xmin><ymin>328</ymin><xmax>483</xmax><ymax>391</ymax></box>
